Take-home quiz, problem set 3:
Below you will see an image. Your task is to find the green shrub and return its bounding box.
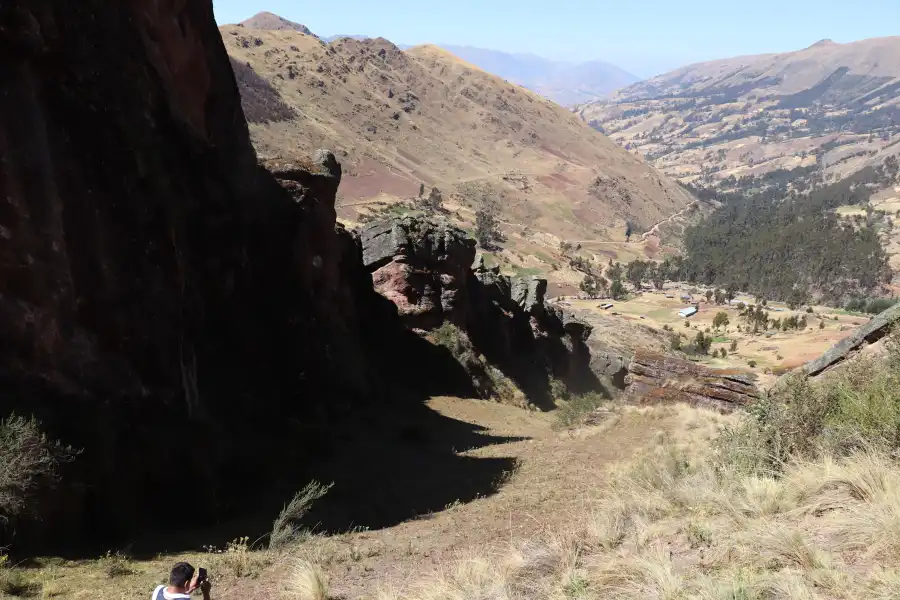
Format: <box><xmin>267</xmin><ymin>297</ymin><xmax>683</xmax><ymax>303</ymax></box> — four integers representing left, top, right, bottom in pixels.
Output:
<box><xmin>0</xmin><ymin>415</ymin><xmax>78</xmax><ymax>521</ymax></box>
<box><xmin>429</xmin><ymin>322</ymin><xmax>520</xmax><ymax>402</ymax></box>
<box><xmin>747</xmin><ymin>360</ymin><xmax>757</xmax><ymax>368</ymax></box>
<box><xmin>270</xmin><ymin>481</ymin><xmax>333</xmax><ymax>549</ymax></box>
<box><xmin>555</xmin><ymin>393</ymin><xmax>607</xmax><ymax>429</ymax></box>
<box><xmin>718</xmin><ymin>328</ymin><xmax>900</xmax><ymax>475</ymax></box>
<box><xmin>0</xmin><ymin>565</ymin><xmax>40</xmax><ymax>598</ymax></box>
<box><xmin>99</xmin><ymin>551</ymin><xmax>133</xmax><ymax>578</ymax></box>
<box><xmin>549</xmin><ymin>377</ymin><xmax>571</xmax><ymax>402</ymax></box>
<box><xmin>670</xmin><ymin>335</ymin><xmax>683</xmax><ymax>351</ymax></box>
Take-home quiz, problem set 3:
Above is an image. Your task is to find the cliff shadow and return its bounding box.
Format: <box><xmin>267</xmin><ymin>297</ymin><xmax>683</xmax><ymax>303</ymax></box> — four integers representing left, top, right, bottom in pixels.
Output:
<box><xmin>114</xmin><ymin>322</ymin><xmax>530</xmax><ymax>557</ymax></box>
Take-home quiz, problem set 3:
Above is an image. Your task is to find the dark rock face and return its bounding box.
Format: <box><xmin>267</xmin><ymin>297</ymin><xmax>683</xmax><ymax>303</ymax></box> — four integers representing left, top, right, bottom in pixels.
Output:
<box><xmin>360</xmin><ymin>216</ymin><xmax>600</xmax><ymax>406</ymax></box>
<box><xmin>0</xmin><ymin>0</ymin><xmax>429</xmax><ymax>552</ymax></box>
<box><xmin>626</xmin><ymin>351</ymin><xmax>759</xmax><ymax>412</ymax></box>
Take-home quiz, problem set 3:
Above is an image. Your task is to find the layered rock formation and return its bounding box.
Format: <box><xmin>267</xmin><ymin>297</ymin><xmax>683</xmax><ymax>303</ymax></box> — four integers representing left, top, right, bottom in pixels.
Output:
<box><xmin>802</xmin><ymin>304</ymin><xmax>900</xmax><ymax>377</ymax></box>
<box><xmin>359</xmin><ymin>216</ymin><xmax>599</xmax><ymax>405</ymax></box>
<box><xmin>626</xmin><ymin>351</ymin><xmax>759</xmax><ymax>412</ymax></box>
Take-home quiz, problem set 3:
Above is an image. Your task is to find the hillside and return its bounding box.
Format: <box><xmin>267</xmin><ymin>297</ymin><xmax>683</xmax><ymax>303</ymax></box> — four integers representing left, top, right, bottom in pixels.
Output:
<box><xmin>578</xmin><ymin>37</ymin><xmax>900</xmax><ymax>190</ymax></box>
<box><xmin>439</xmin><ymin>45</ymin><xmax>638</xmax><ymax>106</ymax></box>
<box><xmin>239</xmin><ymin>11</ymin><xmax>313</xmax><ymax>35</ymax></box>
<box><xmin>219</xmin><ymin>24</ymin><xmax>695</xmax><ymax>278</ymax></box>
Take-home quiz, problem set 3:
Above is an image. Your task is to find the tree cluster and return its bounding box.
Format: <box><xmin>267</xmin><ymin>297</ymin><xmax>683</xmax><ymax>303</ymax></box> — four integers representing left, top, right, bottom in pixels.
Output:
<box><xmin>681</xmin><ymin>163</ymin><xmax>893</xmax><ymax>304</ymax></box>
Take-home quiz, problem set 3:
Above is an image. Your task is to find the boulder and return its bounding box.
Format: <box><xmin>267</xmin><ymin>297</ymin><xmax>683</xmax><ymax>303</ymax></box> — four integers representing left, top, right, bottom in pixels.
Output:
<box><xmin>511</xmin><ymin>277</ymin><xmax>547</xmax><ymax>315</ymax></box>
<box><xmin>626</xmin><ymin>351</ymin><xmax>759</xmax><ymax>412</ymax></box>
<box><xmin>802</xmin><ymin>304</ymin><xmax>900</xmax><ymax>376</ymax></box>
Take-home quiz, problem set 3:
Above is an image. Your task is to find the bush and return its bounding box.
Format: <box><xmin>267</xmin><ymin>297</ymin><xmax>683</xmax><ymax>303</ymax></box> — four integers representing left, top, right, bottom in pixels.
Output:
<box><xmin>430</xmin><ymin>322</ymin><xmax>519</xmax><ymax>402</ymax></box>
<box><xmin>270</xmin><ymin>481</ymin><xmax>333</xmax><ymax>549</ymax></box>
<box><xmin>718</xmin><ymin>328</ymin><xmax>900</xmax><ymax>475</ymax></box>
<box><xmin>0</xmin><ymin>569</ymin><xmax>40</xmax><ymax>598</ymax></box>
<box><xmin>549</xmin><ymin>377</ymin><xmax>570</xmax><ymax>402</ymax></box>
<box><xmin>555</xmin><ymin>393</ymin><xmax>607</xmax><ymax>429</ymax></box>
<box><xmin>747</xmin><ymin>360</ymin><xmax>757</xmax><ymax>368</ymax></box>
<box><xmin>207</xmin><ymin>536</ymin><xmax>274</xmax><ymax>579</ymax></box>
<box><xmin>0</xmin><ymin>415</ymin><xmax>78</xmax><ymax>521</ymax></box>
<box><xmin>99</xmin><ymin>551</ymin><xmax>133</xmax><ymax>578</ymax></box>
<box><xmin>670</xmin><ymin>335</ymin><xmax>683</xmax><ymax>351</ymax></box>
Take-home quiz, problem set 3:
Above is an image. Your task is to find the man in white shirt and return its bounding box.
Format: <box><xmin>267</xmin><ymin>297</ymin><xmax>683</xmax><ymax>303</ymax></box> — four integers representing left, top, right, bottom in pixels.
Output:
<box><xmin>151</xmin><ymin>562</ymin><xmax>212</xmax><ymax>600</ymax></box>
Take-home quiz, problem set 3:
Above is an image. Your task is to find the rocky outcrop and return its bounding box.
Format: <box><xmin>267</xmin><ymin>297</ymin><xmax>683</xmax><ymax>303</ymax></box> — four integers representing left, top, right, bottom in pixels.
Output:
<box><xmin>360</xmin><ymin>216</ymin><xmax>599</xmax><ymax>406</ymax></box>
<box><xmin>626</xmin><ymin>351</ymin><xmax>759</xmax><ymax>412</ymax></box>
<box><xmin>802</xmin><ymin>304</ymin><xmax>900</xmax><ymax>376</ymax></box>
<box><xmin>0</xmin><ymin>0</ymin><xmax>463</xmax><ymax>553</ymax></box>
<box><xmin>361</xmin><ymin>217</ymin><xmax>475</xmax><ymax>330</ymax></box>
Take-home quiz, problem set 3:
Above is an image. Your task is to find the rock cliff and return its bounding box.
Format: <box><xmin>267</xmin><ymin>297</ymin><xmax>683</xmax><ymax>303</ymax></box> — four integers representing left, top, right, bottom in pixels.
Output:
<box><xmin>359</xmin><ymin>216</ymin><xmax>599</xmax><ymax>406</ymax></box>
<box><xmin>0</xmin><ymin>0</ymin><xmax>448</xmax><ymax>552</ymax></box>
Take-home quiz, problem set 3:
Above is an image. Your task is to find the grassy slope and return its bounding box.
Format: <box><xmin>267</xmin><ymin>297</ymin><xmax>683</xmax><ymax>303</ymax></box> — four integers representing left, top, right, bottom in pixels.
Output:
<box><xmin>579</xmin><ymin>37</ymin><xmax>900</xmax><ymax>190</ymax></box>
<box><xmin>219</xmin><ymin>26</ymin><xmax>695</xmax><ymax>274</ymax></box>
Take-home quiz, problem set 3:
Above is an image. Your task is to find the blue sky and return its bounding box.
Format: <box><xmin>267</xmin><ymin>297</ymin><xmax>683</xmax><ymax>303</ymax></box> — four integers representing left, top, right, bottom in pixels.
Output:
<box><xmin>213</xmin><ymin>0</ymin><xmax>900</xmax><ymax>77</ymax></box>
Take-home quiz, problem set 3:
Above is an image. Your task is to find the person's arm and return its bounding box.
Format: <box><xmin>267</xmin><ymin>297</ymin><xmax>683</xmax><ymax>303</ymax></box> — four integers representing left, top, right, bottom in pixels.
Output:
<box><xmin>200</xmin><ymin>578</ymin><xmax>212</xmax><ymax>600</ymax></box>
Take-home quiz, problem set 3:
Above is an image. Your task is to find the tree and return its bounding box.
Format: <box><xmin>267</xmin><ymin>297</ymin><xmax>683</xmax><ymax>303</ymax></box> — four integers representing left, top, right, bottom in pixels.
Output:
<box><xmin>730</xmin><ymin>340</ymin><xmax>738</xmax><ymax>352</ymax></box>
<box><xmin>427</xmin><ymin>187</ymin><xmax>443</xmax><ymax>211</ymax></box>
<box><xmin>705</xmin><ymin>290</ymin><xmax>714</xmax><ymax>303</ymax></box>
<box><xmin>626</xmin><ymin>260</ymin><xmax>648</xmax><ymax>290</ymax></box>
<box><xmin>715</xmin><ymin>289</ymin><xmax>726</xmax><ymax>305</ymax></box>
<box><xmin>726</xmin><ymin>285</ymin><xmax>738</xmax><ymax>302</ymax></box>
<box><xmin>610</xmin><ymin>278</ymin><xmax>627</xmax><ymax>301</ymax></box>
<box><xmin>606</xmin><ymin>261</ymin><xmax>623</xmax><ymax>282</ymax></box>
<box><xmin>418</xmin><ymin>183</ymin><xmax>425</xmax><ymax>198</ymax></box>
<box><xmin>693</xmin><ymin>331</ymin><xmax>712</xmax><ymax>355</ymax></box>
<box><xmin>580</xmin><ymin>274</ymin><xmax>607</xmax><ymax>299</ymax></box>
<box><xmin>713</xmin><ymin>312</ymin><xmax>730</xmax><ymax>330</ymax></box>
<box><xmin>474</xmin><ymin>197</ymin><xmax>501</xmax><ymax>249</ymax></box>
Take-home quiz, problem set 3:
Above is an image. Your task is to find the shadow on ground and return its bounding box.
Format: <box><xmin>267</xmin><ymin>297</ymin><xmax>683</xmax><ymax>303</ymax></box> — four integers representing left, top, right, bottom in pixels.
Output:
<box><xmin>126</xmin><ymin>399</ymin><xmax>526</xmax><ymax>556</ymax></box>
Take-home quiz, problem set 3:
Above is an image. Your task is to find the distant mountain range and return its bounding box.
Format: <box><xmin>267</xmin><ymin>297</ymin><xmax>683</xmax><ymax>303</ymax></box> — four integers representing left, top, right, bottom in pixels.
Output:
<box><xmin>234</xmin><ymin>13</ymin><xmax>637</xmax><ymax>107</ymax></box>
<box><xmin>433</xmin><ymin>46</ymin><xmax>638</xmax><ymax>107</ymax></box>
<box><xmin>578</xmin><ymin>36</ymin><xmax>900</xmax><ymax>188</ymax></box>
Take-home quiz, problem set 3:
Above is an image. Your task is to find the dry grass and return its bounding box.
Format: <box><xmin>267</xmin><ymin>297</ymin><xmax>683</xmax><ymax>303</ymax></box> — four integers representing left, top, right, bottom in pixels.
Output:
<box><xmin>373</xmin><ymin>401</ymin><xmax>900</xmax><ymax>600</ymax></box>
<box><xmin>282</xmin><ymin>559</ymin><xmax>329</xmax><ymax>600</ymax></box>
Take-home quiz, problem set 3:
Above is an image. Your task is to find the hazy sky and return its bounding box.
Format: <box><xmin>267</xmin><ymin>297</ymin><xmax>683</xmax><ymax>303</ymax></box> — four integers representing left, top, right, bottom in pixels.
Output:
<box><xmin>213</xmin><ymin>0</ymin><xmax>900</xmax><ymax>77</ymax></box>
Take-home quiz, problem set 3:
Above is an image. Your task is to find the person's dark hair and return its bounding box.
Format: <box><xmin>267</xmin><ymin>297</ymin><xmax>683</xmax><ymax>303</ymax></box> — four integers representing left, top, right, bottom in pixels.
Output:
<box><xmin>170</xmin><ymin>562</ymin><xmax>195</xmax><ymax>587</ymax></box>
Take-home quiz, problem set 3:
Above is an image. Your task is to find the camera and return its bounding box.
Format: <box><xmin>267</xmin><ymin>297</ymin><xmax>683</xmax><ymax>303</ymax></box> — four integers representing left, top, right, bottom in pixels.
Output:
<box><xmin>197</xmin><ymin>568</ymin><xmax>207</xmax><ymax>584</ymax></box>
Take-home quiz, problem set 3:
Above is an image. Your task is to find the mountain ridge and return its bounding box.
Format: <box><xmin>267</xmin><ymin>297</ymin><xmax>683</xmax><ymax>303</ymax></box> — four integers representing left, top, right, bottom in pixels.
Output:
<box><xmin>579</xmin><ymin>35</ymin><xmax>900</xmax><ymax>190</ymax></box>
<box><xmin>220</xmin><ymin>23</ymin><xmax>695</xmax><ymax>280</ymax></box>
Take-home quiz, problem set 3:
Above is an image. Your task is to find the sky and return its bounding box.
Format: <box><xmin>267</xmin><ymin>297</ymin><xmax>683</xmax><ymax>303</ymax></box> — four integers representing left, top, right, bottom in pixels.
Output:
<box><xmin>213</xmin><ymin>0</ymin><xmax>900</xmax><ymax>78</ymax></box>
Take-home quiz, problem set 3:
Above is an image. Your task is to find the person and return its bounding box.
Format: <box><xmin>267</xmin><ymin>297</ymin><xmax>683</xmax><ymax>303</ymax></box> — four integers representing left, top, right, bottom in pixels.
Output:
<box><xmin>151</xmin><ymin>562</ymin><xmax>212</xmax><ymax>600</ymax></box>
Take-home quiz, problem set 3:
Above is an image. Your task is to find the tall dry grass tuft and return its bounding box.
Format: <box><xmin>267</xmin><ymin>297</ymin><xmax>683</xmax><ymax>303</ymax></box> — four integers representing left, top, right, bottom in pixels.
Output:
<box><xmin>282</xmin><ymin>559</ymin><xmax>329</xmax><ymax>600</ymax></box>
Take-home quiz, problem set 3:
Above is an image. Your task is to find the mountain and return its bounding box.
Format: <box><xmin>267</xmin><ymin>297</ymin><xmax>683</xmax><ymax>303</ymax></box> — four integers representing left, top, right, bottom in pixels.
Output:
<box><xmin>426</xmin><ymin>45</ymin><xmax>638</xmax><ymax>107</ymax></box>
<box><xmin>220</xmin><ymin>23</ymin><xmax>695</xmax><ymax>278</ymax></box>
<box><xmin>578</xmin><ymin>37</ymin><xmax>900</xmax><ymax>190</ymax></box>
<box><xmin>239</xmin><ymin>11</ymin><xmax>314</xmax><ymax>35</ymax></box>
